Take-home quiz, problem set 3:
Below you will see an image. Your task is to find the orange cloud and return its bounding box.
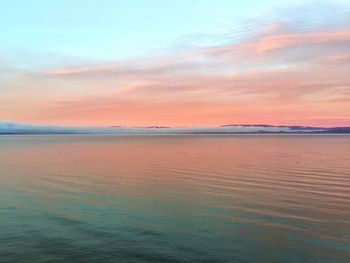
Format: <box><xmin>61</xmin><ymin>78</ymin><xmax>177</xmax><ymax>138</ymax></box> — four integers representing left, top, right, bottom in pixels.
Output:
<box><xmin>252</xmin><ymin>31</ymin><xmax>350</xmax><ymax>53</ymax></box>
<box><xmin>2</xmin><ymin>10</ymin><xmax>350</xmax><ymax>127</ymax></box>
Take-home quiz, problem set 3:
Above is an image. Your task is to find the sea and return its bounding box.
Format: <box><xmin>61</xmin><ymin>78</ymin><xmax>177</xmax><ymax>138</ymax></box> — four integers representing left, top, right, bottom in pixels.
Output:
<box><xmin>0</xmin><ymin>135</ymin><xmax>349</xmax><ymax>262</ymax></box>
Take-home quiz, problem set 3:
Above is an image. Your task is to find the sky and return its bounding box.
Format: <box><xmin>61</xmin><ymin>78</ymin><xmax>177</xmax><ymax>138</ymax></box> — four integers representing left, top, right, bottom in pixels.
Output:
<box><xmin>1</xmin><ymin>0</ymin><xmax>350</xmax><ymax>127</ymax></box>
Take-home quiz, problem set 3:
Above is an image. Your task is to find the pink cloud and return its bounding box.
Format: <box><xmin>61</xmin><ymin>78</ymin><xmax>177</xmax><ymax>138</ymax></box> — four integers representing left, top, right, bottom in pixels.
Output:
<box><xmin>251</xmin><ymin>30</ymin><xmax>350</xmax><ymax>53</ymax></box>
<box><xmin>2</xmin><ymin>8</ymin><xmax>350</xmax><ymax>127</ymax></box>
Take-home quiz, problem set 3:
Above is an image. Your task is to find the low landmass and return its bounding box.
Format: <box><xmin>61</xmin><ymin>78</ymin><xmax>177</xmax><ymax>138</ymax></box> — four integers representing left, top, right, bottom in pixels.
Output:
<box><xmin>1</xmin><ymin>121</ymin><xmax>350</xmax><ymax>134</ymax></box>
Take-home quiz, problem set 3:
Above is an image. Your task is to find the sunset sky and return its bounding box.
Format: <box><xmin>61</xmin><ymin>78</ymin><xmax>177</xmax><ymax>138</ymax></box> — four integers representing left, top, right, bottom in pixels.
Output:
<box><xmin>1</xmin><ymin>0</ymin><xmax>350</xmax><ymax>127</ymax></box>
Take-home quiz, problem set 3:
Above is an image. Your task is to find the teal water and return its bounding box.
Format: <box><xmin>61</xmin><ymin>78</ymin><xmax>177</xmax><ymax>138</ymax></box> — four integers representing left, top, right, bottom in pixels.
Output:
<box><xmin>0</xmin><ymin>135</ymin><xmax>349</xmax><ymax>262</ymax></box>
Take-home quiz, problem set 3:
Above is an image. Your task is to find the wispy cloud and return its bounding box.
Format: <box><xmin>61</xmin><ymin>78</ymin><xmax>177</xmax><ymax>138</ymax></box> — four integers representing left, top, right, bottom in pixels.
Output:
<box><xmin>1</xmin><ymin>2</ymin><xmax>350</xmax><ymax>127</ymax></box>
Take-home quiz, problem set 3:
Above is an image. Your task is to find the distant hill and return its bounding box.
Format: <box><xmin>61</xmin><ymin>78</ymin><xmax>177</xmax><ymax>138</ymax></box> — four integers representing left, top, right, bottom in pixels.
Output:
<box><xmin>1</xmin><ymin>121</ymin><xmax>349</xmax><ymax>134</ymax></box>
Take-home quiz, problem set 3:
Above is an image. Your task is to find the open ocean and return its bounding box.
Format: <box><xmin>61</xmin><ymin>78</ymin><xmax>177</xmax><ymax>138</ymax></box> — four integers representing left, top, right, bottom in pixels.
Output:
<box><xmin>0</xmin><ymin>135</ymin><xmax>349</xmax><ymax>263</ymax></box>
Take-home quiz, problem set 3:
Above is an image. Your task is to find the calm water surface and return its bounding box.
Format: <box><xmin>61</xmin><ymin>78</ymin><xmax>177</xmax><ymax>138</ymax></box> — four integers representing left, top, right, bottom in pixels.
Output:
<box><xmin>0</xmin><ymin>135</ymin><xmax>349</xmax><ymax>262</ymax></box>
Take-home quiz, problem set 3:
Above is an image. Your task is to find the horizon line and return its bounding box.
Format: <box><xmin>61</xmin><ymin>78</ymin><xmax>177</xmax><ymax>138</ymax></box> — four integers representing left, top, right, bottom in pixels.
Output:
<box><xmin>1</xmin><ymin>120</ymin><xmax>350</xmax><ymax>129</ymax></box>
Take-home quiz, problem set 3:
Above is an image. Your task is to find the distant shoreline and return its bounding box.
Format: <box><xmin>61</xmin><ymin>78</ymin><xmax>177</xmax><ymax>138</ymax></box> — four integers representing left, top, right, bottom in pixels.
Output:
<box><xmin>1</xmin><ymin>133</ymin><xmax>350</xmax><ymax>136</ymax></box>
<box><xmin>1</xmin><ymin>122</ymin><xmax>350</xmax><ymax>135</ymax></box>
